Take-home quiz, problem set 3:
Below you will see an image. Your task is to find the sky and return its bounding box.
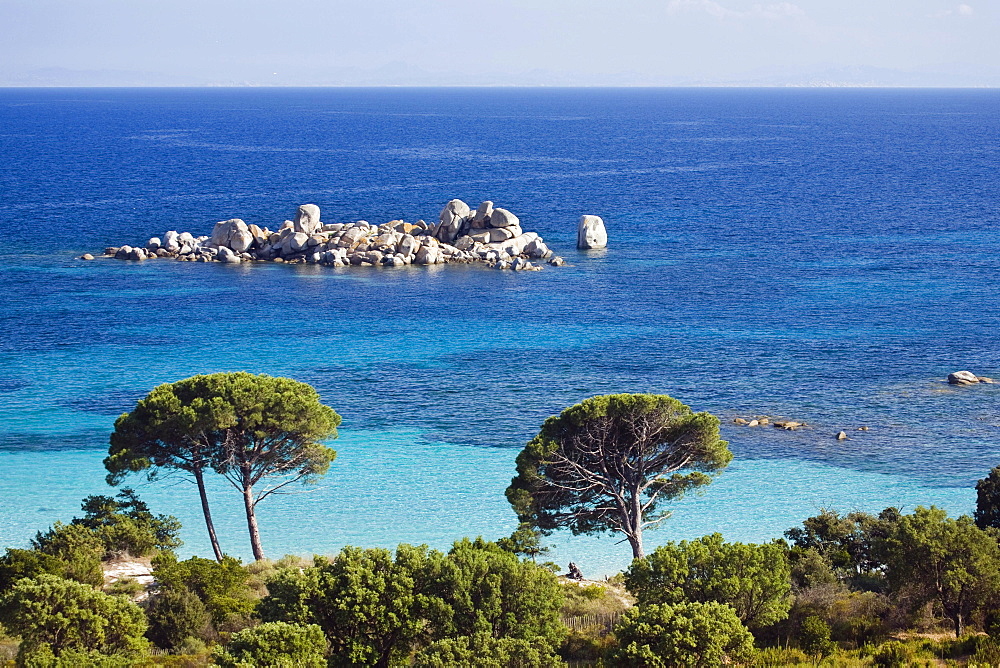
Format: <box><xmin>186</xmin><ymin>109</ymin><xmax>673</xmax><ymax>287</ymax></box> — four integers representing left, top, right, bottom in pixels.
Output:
<box><xmin>1</xmin><ymin>0</ymin><xmax>998</xmax><ymax>86</ymax></box>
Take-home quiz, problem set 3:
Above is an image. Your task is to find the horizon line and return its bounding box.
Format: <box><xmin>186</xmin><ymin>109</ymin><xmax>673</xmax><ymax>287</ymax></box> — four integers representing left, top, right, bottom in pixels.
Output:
<box><xmin>1</xmin><ymin>83</ymin><xmax>999</xmax><ymax>90</ymax></box>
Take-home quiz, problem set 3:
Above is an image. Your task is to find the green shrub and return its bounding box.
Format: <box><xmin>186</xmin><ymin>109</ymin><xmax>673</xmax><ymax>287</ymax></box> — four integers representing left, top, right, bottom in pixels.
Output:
<box><xmin>610</xmin><ymin>601</ymin><xmax>756</xmax><ymax>667</ymax></box>
<box><xmin>414</xmin><ymin>634</ymin><xmax>563</xmax><ymax>668</ymax></box>
<box><xmin>29</xmin><ymin>522</ymin><xmax>105</xmax><ymax>586</ymax></box>
<box><xmin>871</xmin><ymin>640</ymin><xmax>912</xmax><ymax>668</ymax></box>
<box><xmin>75</xmin><ymin>490</ymin><xmax>182</xmax><ymax>558</ymax></box>
<box><xmin>800</xmin><ymin>615</ymin><xmax>834</xmax><ymax>661</ymax></box>
<box><xmin>444</xmin><ymin>538</ymin><xmax>566</xmax><ymax>646</ymax></box>
<box><xmin>18</xmin><ymin>644</ymin><xmax>137</xmax><ymax>667</ymax></box>
<box><xmin>212</xmin><ymin>621</ymin><xmax>326</xmax><ymax>668</ymax></box>
<box><xmin>973</xmin><ymin>636</ymin><xmax>1000</xmax><ymax>665</ymax></box>
<box><xmin>259</xmin><ymin>545</ymin><xmax>443</xmax><ymax>666</ymax></box>
<box><xmin>753</xmin><ymin>646</ymin><xmax>810</xmax><ymax>667</ymax></box>
<box><xmin>624</xmin><ymin>534</ymin><xmax>792</xmax><ymax>629</ymax></box>
<box><xmin>151</xmin><ymin>554</ymin><xmax>256</xmax><ymax>632</ymax></box>
<box><xmin>560</xmin><ymin>626</ymin><xmax>616</xmax><ymax>662</ymax></box>
<box><xmin>107</xmin><ymin>577</ymin><xmax>145</xmax><ymax>598</ymax></box>
<box><xmin>145</xmin><ymin>587</ymin><xmax>213</xmax><ymax>650</ymax></box>
<box><xmin>0</xmin><ymin>574</ymin><xmax>148</xmax><ymax>662</ymax></box>
<box><xmin>0</xmin><ymin>548</ymin><xmax>68</xmax><ymax>591</ymax></box>
<box><xmin>258</xmin><ymin>540</ymin><xmax>566</xmax><ymax>666</ymax></box>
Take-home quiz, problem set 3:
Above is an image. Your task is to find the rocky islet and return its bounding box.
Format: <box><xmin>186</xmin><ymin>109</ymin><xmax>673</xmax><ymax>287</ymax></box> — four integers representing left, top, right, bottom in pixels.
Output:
<box><xmin>96</xmin><ymin>199</ymin><xmax>579</xmax><ymax>271</ymax></box>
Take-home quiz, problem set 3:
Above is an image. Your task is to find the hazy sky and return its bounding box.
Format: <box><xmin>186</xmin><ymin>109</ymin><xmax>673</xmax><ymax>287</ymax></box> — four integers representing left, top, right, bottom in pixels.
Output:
<box><xmin>1</xmin><ymin>0</ymin><xmax>997</xmax><ymax>85</ymax></box>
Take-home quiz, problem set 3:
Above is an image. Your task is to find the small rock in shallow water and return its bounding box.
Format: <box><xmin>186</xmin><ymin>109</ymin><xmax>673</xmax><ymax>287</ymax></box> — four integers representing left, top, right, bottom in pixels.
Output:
<box><xmin>747</xmin><ymin>419</ymin><xmax>759</xmax><ymax>427</ymax></box>
<box><xmin>948</xmin><ymin>370</ymin><xmax>980</xmax><ymax>385</ymax></box>
<box><xmin>80</xmin><ymin>253</ymin><xmax>94</xmax><ymax>261</ymax></box>
<box><xmin>577</xmin><ymin>215</ymin><xmax>608</xmax><ymax>249</ymax></box>
<box><xmin>836</xmin><ymin>431</ymin><xmax>848</xmax><ymax>440</ymax></box>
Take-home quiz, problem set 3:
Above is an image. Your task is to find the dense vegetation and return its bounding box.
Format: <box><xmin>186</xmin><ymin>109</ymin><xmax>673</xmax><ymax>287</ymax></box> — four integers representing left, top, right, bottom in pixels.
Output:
<box><xmin>5</xmin><ymin>493</ymin><xmax>1000</xmax><ymax>666</ymax></box>
<box><xmin>2</xmin><ymin>384</ymin><xmax>999</xmax><ymax>666</ymax></box>
<box><xmin>0</xmin><ymin>482</ymin><xmax>1000</xmax><ymax>667</ymax></box>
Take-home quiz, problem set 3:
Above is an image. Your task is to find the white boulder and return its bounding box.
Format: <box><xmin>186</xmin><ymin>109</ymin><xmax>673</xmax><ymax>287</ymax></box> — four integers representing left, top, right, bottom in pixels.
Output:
<box><xmin>397</xmin><ymin>234</ymin><xmax>419</xmax><ymax>256</ymax></box>
<box><xmin>415</xmin><ymin>245</ymin><xmax>441</xmax><ymax>265</ymax></box>
<box><xmin>339</xmin><ymin>227</ymin><xmax>367</xmax><ymax>248</ymax></box>
<box><xmin>163</xmin><ymin>231</ymin><xmax>180</xmax><ymax>252</ymax></box>
<box><xmin>525</xmin><ymin>238</ymin><xmax>550</xmax><ymax>259</ymax></box>
<box><xmin>489</xmin><ymin>207</ymin><xmax>519</xmax><ymax>229</ymax></box>
<box><xmin>217</xmin><ymin>247</ymin><xmax>241</xmax><ymax>263</ymax></box>
<box><xmin>210</xmin><ymin>219</ymin><xmax>254</xmax><ymax>252</ymax></box>
<box><xmin>294</xmin><ymin>204</ymin><xmax>322</xmax><ymax>234</ymax></box>
<box><xmin>489</xmin><ymin>227</ymin><xmax>516</xmax><ymax>243</ymax></box>
<box><xmin>288</xmin><ymin>232</ymin><xmax>310</xmax><ymax>253</ymax></box>
<box><xmin>472</xmin><ymin>201</ymin><xmax>493</xmax><ymax>229</ymax></box>
<box><xmin>948</xmin><ymin>370</ymin><xmax>981</xmax><ymax>385</ymax></box>
<box><xmin>577</xmin><ymin>215</ymin><xmax>607</xmax><ymax>249</ymax></box>
<box><xmin>437</xmin><ymin>199</ymin><xmax>471</xmax><ymax>242</ymax></box>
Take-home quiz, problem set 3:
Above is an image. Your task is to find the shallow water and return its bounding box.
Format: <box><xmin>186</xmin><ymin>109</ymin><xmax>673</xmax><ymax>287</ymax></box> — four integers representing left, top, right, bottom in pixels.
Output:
<box><xmin>0</xmin><ymin>88</ymin><xmax>997</xmax><ymax>574</ymax></box>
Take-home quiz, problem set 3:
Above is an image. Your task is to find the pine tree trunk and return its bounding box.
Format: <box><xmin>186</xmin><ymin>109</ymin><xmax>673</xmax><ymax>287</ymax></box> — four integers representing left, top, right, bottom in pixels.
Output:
<box><xmin>628</xmin><ymin>490</ymin><xmax>645</xmax><ymax>560</ymax></box>
<box><xmin>193</xmin><ymin>467</ymin><xmax>224</xmax><ymax>562</ymax></box>
<box><xmin>242</xmin><ymin>483</ymin><xmax>265</xmax><ymax>561</ymax></box>
<box><xmin>628</xmin><ymin>531</ymin><xmax>645</xmax><ymax>561</ymax></box>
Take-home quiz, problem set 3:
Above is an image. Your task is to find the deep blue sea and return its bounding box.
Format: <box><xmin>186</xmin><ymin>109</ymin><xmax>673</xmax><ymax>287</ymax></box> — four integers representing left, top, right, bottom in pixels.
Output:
<box><xmin>0</xmin><ymin>88</ymin><xmax>997</xmax><ymax>576</ymax></box>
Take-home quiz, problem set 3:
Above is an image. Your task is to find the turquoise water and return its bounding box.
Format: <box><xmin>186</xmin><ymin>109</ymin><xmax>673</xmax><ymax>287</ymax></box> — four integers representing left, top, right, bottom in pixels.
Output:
<box><xmin>0</xmin><ymin>88</ymin><xmax>997</xmax><ymax>575</ymax></box>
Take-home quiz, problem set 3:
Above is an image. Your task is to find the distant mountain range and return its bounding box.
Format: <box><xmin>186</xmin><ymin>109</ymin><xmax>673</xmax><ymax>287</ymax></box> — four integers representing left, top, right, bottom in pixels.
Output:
<box><xmin>3</xmin><ymin>63</ymin><xmax>998</xmax><ymax>88</ymax></box>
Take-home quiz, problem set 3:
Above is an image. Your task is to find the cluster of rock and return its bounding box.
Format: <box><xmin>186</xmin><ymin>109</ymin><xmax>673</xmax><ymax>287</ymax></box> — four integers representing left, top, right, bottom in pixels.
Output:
<box><xmin>732</xmin><ymin>416</ymin><xmax>809</xmax><ymax>429</ymax></box>
<box><xmin>99</xmin><ymin>200</ymin><xmax>568</xmax><ymax>271</ymax></box>
<box><xmin>947</xmin><ymin>371</ymin><xmax>995</xmax><ymax>385</ymax></box>
<box><xmin>732</xmin><ymin>416</ymin><xmax>772</xmax><ymax>428</ymax></box>
<box><xmin>732</xmin><ymin>416</ymin><xmax>809</xmax><ymax>431</ymax></box>
<box><xmin>734</xmin><ymin>415</ymin><xmax>870</xmax><ymax>440</ymax></box>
